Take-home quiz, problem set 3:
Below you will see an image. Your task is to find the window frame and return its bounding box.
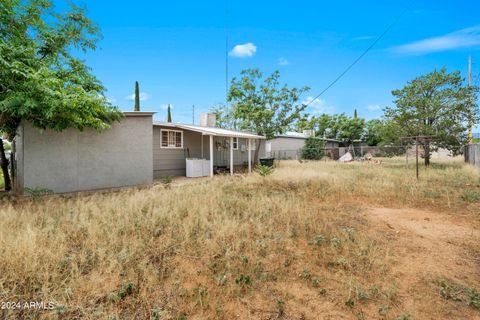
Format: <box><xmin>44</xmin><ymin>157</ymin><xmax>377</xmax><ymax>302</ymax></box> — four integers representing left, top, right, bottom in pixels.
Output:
<box><xmin>160</xmin><ymin>129</ymin><xmax>184</xmax><ymax>149</ymax></box>
<box><xmin>232</xmin><ymin>137</ymin><xmax>238</xmax><ymax>150</ymax></box>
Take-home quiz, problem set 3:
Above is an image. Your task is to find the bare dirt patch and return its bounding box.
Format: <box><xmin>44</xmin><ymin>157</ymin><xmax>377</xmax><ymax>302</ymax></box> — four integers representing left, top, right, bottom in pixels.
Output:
<box><xmin>365</xmin><ymin>207</ymin><xmax>480</xmax><ymax>319</ymax></box>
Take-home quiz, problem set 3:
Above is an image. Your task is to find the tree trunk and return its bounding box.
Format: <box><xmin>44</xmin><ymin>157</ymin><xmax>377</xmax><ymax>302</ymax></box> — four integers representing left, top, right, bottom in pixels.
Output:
<box><xmin>0</xmin><ymin>140</ymin><xmax>11</xmax><ymax>191</ymax></box>
<box><xmin>254</xmin><ymin>139</ymin><xmax>262</xmax><ymax>165</ymax></box>
<box><xmin>423</xmin><ymin>143</ymin><xmax>430</xmax><ymax>166</ymax></box>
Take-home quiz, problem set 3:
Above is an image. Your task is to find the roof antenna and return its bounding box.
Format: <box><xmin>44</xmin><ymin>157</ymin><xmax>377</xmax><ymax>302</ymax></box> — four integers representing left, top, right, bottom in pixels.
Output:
<box><xmin>225</xmin><ymin>0</ymin><xmax>229</xmax><ymax>106</ymax></box>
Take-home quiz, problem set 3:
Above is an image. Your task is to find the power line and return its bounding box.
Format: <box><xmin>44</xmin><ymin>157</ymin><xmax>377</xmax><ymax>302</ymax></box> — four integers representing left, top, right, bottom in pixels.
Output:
<box><xmin>304</xmin><ymin>0</ymin><xmax>417</xmax><ymax>107</ymax></box>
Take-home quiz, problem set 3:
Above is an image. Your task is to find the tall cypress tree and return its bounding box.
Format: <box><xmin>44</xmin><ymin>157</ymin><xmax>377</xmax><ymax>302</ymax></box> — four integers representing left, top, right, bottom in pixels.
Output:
<box><xmin>134</xmin><ymin>81</ymin><xmax>140</xmax><ymax>111</ymax></box>
<box><xmin>354</xmin><ymin>109</ymin><xmax>358</xmax><ymax>119</ymax></box>
<box><xmin>167</xmin><ymin>104</ymin><xmax>172</xmax><ymax>122</ymax></box>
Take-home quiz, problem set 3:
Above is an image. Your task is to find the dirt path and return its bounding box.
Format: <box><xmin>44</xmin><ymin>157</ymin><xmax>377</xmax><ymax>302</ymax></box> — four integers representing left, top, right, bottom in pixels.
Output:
<box><xmin>365</xmin><ymin>207</ymin><xmax>480</xmax><ymax>319</ymax></box>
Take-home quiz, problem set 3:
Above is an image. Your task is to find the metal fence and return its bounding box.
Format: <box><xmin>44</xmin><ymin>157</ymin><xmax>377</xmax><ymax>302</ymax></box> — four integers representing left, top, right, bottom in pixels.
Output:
<box><xmin>267</xmin><ymin>150</ymin><xmax>301</xmax><ymax>160</ymax></box>
<box><xmin>267</xmin><ymin>146</ymin><xmax>409</xmax><ymax>161</ymax></box>
<box><xmin>464</xmin><ymin>144</ymin><xmax>480</xmax><ymax>167</ymax></box>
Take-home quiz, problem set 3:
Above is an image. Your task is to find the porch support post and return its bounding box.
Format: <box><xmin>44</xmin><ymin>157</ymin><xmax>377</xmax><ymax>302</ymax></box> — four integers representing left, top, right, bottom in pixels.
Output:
<box><xmin>230</xmin><ymin>136</ymin><xmax>234</xmax><ymax>176</ymax></box>
<box><xmin>209</xmin><ymin>135</ymin><xmax>214</xmax><ymax>177</ymax></box>
<box><xmin>248</xmin><ymin>138</ymin><xmax>252</xmax><ymax>173</ymax></box>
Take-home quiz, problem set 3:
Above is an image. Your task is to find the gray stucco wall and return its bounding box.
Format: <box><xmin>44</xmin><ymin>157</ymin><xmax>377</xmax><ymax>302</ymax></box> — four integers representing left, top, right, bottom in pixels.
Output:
<box><xmin>153</xmin><ymin>125</ymin><xmax>265</xmax><ymax>178</ymax></box>
<box><xmin>268</xmin><ymin>137</ymin><xmax>306</xmax><ymax>153</ymax></box>
<box><xmin>16</xmin><ymin>114</ymin><xmax>153</xmax><ymax>194</ymax></box>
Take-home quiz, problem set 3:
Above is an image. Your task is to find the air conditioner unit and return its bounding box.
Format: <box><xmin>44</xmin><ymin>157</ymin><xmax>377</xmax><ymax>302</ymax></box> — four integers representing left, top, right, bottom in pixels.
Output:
<box><xmin>186</xmin><ymin>158</ymin><xmax>211</xmax><ymax>177</ymax></box>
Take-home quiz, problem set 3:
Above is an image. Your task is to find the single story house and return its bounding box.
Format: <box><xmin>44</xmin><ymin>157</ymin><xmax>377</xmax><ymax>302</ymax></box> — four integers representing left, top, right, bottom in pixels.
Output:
<box><xmin>13</xmin><ymin>112</ymin><xmax>265</xmax><ymax>194</ymax></box>
<box><xmin>266</xmin><ymin>131</ymin><xmax>341</xmax><ymax>160</ymax></box>
<box><xmin>152</xmin><ymin>121</ymin><xmax>265</xmax><ymax>178</ymax></box>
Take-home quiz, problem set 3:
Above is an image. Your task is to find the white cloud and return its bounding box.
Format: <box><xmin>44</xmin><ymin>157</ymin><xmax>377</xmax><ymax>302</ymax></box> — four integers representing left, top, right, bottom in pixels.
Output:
<box><xmin>125</xmin><ymin>92</ymin><xmax>151</xmax><ymax>101</ymax></box>
<box><xmin>352</xmin><ymin>35</ymin><xmax>375</xmax><ymax>41</ymax></box>
<box><xmin>277</xmin><ymin>57</ymin><xmax>289</xmax><ymax>66</ymax></box>
<box><xmin>392</xmin><ymin>25</ymin><xmax>480</xmax><ymax>55</ymax></box>
<box><xmin>366</xmin><ymin>104</ymin><xmax>381</xmax><ymax>111</ymax></box>
<box><xmin>302</xmin><ymin>96</ymin><xmax>334</xmax><ymax>115</ymax></box>
<box><xmin>229</xmin><ymin>43</ymin><xmax>257</xmax><ymax>58</ymax></box>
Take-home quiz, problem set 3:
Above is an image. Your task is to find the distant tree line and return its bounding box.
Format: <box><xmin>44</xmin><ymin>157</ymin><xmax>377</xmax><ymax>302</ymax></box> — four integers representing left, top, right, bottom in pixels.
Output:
<box><xmin>213</xmin><ymin>67</ymin><xmax>479</xmax><ymax>165</ymax></box>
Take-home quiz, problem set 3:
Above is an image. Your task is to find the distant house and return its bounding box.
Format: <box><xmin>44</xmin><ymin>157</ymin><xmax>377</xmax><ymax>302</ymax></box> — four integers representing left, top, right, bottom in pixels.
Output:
<box><xmin>14</xmin><ymin>113</ymin><xmax>265</xmax><ymax>194</ymax></box>
<box><xmin>266</xmin><ymin>131</ymin><xmax>341</xmax><ymax>160</ymax></box>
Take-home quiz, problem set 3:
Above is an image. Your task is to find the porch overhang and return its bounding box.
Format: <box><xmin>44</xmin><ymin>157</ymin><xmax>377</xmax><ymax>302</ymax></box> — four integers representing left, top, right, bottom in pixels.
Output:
<box><xmin>153</xmin><ymin>122</ymin><xmax>263</xmax><ymax>177</ymax></box>
<box><xmin>153</xmin><ymin>122</ymin><xmax>265</xmax><ymax>139</ymax></box>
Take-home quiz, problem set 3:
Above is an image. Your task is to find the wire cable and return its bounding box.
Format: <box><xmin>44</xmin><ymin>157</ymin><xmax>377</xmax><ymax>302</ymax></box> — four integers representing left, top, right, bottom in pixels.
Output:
<box><xmin>303</xmin><ymin>0</ymin><xmax>417</xmax><ymax>107</ymax></box>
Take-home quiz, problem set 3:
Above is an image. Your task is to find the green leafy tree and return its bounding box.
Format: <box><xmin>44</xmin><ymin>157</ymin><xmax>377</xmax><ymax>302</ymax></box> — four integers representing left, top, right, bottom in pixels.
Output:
<box><xmin>0</xmin><ymin>0</ymin><xmax>122</xmax><ymax>190</ymax></box>
<box><xmin>373</xmin><ymin>119</ymin><xmax>406</xmax><ymax>146</ymax></box>
<box><xmin>134</xmin><ymin>81</ymin><xmax>140</xmax><ymax>111</ymax></box>
<box><xmin>363</xmin><ymin>119</ymin><xmax>384</xmax><ymax>146</ymax></box>
<box><xmin>294</xmin><ymin>115</ymin><xmax>313</xmax><ymax>132</ymax></box>
<box><xmin>311</xmin><ymin>114</ymin><xmax>335</xmax><ymax>138</ymax></box>
<box><xmin>315</xmin><ymin>113</ymin><xmax>364</xmax><ymax>144</ymax></box>
<box><xmin>210</xmin><ymin>103</ymin><xmax>237</xmax><ymax>129</ymax></box>
<box><xmin>309</xmin><ymin>113</ymin><xmax>366</xmax><ymax>144</ymax></box>
<box><xmin>385</xmin><ymin>68</ymin><xmax>478</xmax><ymax>165</ymax></box>
<box><xmin>167</xmin><ymin>104</ymin><xmax>172</xmax><ymax>123</ymax></box>
<box><xmin>228</xmin><ymin>69</ymin><xmax>309</xmax><ymax>163</ymax></box>
<box><xmin>329</xmin><ymin>114</ymin><xmax>349</xmax><ymax>140</ymax></box>
<box><xmin>336</xmin><ymin>116</ymin><xmax>365</xmax><ymax>144</ymax></box>
<box><xmin>301</xmin><ymin>137</ymin><xmax>325</xmax><ymax>160</ymax></box>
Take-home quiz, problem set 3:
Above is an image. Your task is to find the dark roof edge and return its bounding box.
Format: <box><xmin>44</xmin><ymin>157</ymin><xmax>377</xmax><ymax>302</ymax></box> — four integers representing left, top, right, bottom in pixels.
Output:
<box><xmin>123</xmin><ymin>112</ymin><xmax>156</xmax><ymax>117</ymax></box>
<box><xmin>273</xmin><ymin>135</ymin><xmax>340</xmax><ymax>142</ymax></box>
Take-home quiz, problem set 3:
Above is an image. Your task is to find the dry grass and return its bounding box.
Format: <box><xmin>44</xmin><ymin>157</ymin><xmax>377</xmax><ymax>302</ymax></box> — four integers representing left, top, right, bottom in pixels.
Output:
<box><xmin>0</xmin><ymin>158</ymin><xmax>479</xmax><ymax>319</ymax></box>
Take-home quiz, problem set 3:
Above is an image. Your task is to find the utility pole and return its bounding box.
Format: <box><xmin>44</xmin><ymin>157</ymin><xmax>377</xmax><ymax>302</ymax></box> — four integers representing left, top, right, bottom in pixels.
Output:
<box><xmin>468</xmin><ymin>56</ymin><xmax>473</xmax><ymax>144</ymax></box>
<box><xmin>192</xmin><ymin>105</ymin><xmax>195</xmax><ymax>125</ymax></box>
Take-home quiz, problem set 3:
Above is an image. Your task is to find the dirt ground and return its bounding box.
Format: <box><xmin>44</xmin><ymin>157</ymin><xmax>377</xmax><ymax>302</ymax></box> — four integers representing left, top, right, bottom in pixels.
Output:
<box><xmin>365</xmin><ymin>206</ymin><xmax>480</xmax><ymax>320</ymax></box>
<box><xmin>2</xmin><ymin>159</ymin><xmax>479</xmax><ymax>319</ymax></box>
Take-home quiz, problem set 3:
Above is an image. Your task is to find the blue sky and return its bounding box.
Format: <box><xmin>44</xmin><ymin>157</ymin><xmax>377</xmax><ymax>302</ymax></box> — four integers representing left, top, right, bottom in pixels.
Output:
<box><xmin>58</xmin><ymin>0</ymin><xmax>480</xmax><ymax>126</ymax></box>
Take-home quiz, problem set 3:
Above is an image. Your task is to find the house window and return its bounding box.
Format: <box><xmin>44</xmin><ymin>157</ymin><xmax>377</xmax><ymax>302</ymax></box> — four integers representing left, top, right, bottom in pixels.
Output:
<box><xmin>161</xmin><ymin>129</ymin><xmax>183</xmax><ymax>148</ymax></box>
<box><xmin>233</xmin><ymin>137</ymin><xmax>238</xmax><ymax>150</ymax></box>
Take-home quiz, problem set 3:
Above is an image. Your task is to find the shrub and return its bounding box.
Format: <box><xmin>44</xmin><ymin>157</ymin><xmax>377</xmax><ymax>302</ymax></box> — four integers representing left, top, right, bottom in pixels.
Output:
<box><xmin>309</xmin><ymin>235</ymin><xmax>325</xmax><ymax>246</ymax></box>
<box><xmin>117</xmin><ymin>282</ymin><xmax>135</xmax><ymax>300</ymax></box>
<box><xmin>255</xmin><ymin>164</ymin><xmax>273</xmax><ymax>177</ymax></box>
<box><xmin>162</xmin><ymin>175</ymin><xmax>173</xmax><ymax>189</ymax></box>
<box><xmin>461</xmin><ymin>190</ymin><xmax>480</xmax><ymax>203</ymax></box>
<box><xmin>24</xmin><ymin>186</ymin><xmax>53</xmax><ymax>199</ymax></box>
<box><xmin>468</xmin><ymin>288</ymin><xmax>480</xmax><ymax>309</ymax></box>
<box><xmin>301</xmin><ymin>137</ymin><xmax>325</xmax><ymax>160</ymax></box>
